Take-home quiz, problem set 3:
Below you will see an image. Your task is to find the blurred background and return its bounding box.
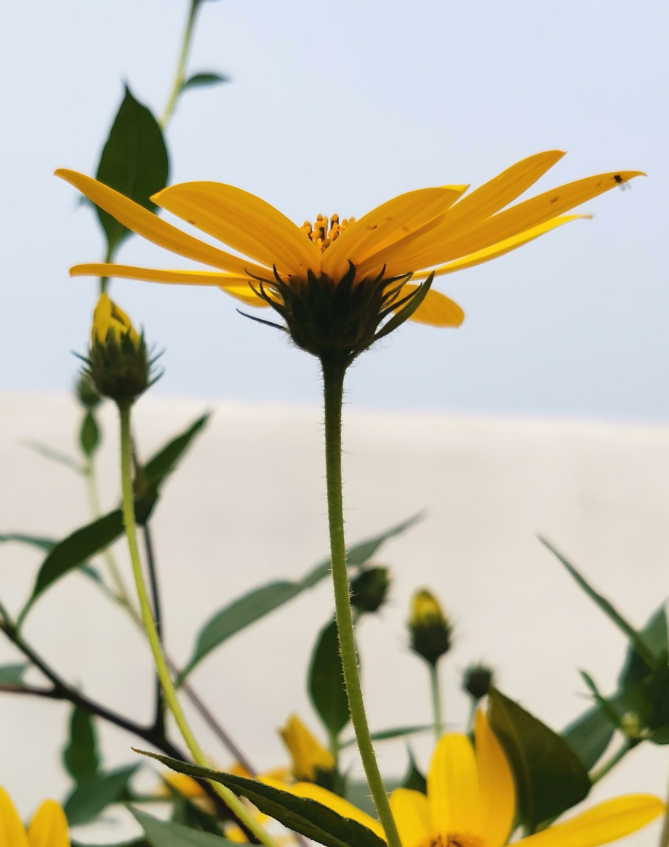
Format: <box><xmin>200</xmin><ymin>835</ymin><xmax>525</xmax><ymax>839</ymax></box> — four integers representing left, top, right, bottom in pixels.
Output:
<box><xmin>1</xmin><ymin>1</ymin><xmax>669</xmax><ymax>845</ymax></box>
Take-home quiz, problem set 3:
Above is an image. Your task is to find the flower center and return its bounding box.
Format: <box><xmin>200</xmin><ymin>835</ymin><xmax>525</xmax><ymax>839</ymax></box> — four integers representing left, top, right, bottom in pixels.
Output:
<box><xmin>417</xmin><ymin>835</ymin><xmax>485</xmax><ymax>847</ymax></box>
<box><xmin>300</xmin><ymin>214</ymin><xmax>355</xmax><ymax>252</ymax></box>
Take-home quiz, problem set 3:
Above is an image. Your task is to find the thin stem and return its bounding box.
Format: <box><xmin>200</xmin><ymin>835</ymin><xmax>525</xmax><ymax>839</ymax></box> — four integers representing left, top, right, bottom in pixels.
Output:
<box><xmin>320</xmin><ymin>358</ymin><xmax>402</xmax><ymax>847</ymax></box>
<box><xmin>160</xmin><ymin>0</ymin><xmax>202</xmax><ymax>128</ymax></box>
<box><xmin>118</xmin><ymin>404</ymin><xmax>279</xmax><ymax>847</ymax></box>
<box><xmin>659</xmin><ymin>773</ymin><xmax>669</xmax><ymax>847</ymax></box>
<box><xmin>590</xmin><ymin>738</ymin><xmax>636</xmax><ymax>785</ymax></box>
<box><xmin>429</xmin><ymin>663</ymin><xmax>443</xmax><ymax>740</ymax></box>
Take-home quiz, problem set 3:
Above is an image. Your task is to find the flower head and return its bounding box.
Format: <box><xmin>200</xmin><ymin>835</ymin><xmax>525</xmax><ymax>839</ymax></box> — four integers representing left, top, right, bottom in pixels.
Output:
<box><xmin>279</xmin><ymin>715</ymin><xmax>335</xmax><ymax>783</ymax></box>
<box><xmin>0</xmin><ymin>785</ymin><xmax>69</xmax><ymax>847</ymax></box>
<box><xmin>272</xmin><ymin>713</ymin><xmax>663</xmax><ymax>847</ymax></box>
<box><xmin>82</xmin><ymin>293</ymin><xmax>157</xmax><ymax>405</ymax></box>
<box><xmin>409</xmin><ymin>589</ymin><xmax>452</xmax><ymax>666</ymax></box>
<box><xmin>350</xmin><ymin>566</ymin><xmax>391</xmax><ymax>614</ymax></box>
<box><xmin>56</xmin><ymin>155</ymin><xmax>642</xmax><ymax>366</ymax></box>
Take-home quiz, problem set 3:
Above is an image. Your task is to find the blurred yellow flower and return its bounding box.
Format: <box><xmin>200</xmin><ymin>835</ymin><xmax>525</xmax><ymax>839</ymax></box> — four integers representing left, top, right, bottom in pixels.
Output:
<box><xmin>0</xmin><ymin>785</ymin><xmax>69</xmax><ymax>847</ymax></box>
<box><xmin>91</xmin><ymin>292</ymin><xmax>140</xmax><ymax>348</ymax></box>
<box><xmin>57</xmin><ymin>154</ymin><xmax>642</xmax><ymax>335</ymax></box>
<box><xmin>279</xmin><ymin>715</ymin><xmax>335</xmax><ymax>782</ymax></box>
<box><xmin>270</xmin><ymin>713</ymin><xmax>663</xmax><ymax>847</ymax></box>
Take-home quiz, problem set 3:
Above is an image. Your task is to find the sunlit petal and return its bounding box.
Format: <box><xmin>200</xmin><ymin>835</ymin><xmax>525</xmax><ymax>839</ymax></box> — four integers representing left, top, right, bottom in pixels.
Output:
<box><xmin>427</xmin><ymin>734</ymin><xmax>482</xmax><ymax>840</ymax></box>
<box><xmin>403</xmin><ymin>286</ymin><xmax>465</xmax><ymax>327</ymax></box>
<box><xmin>27</xmin><ymin>801</ymin><xmax>69</xmax><ymax>847</ymax></box>
<box><xmin>475</xmin><ymin>711</ymin><xmax>515</xmax><ymax>847</ymax></box>
<box><xmin>0</xmin><ymin>785</ymin><xmax>29</xmax><ymax>847</ymax></box>
<box><xmin>389</xmin><ymin>788</ymin><xmax>433</xmax><ymax>847</ymax></box>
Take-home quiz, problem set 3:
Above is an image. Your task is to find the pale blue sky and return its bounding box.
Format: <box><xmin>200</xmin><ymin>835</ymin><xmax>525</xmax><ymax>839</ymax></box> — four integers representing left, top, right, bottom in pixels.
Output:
<box><xmin>1</xmin><ymin>0</ymin><xmax>668</xmax><ymax>418</ymax></box>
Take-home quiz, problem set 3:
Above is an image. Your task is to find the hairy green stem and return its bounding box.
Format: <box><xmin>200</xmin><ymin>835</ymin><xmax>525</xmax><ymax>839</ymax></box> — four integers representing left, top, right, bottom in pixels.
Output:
<box><xmin>429</xmin><ymin>663</ymin><xmax>443</xmax><ymax>740</ymax></box>
<box><xmin>321</xmin><ymin>358</ymin><xmax>402</xmax><ymax>847</ymax></box>
<box><xmin>160</xmin><ymin>0</ymin><xmax>202</xmax><ymax>127</ymax></box>
<box><xmin>590</xmin><ymin>738</ymin><xmax>636</xmax><ymax>785</ymax></box>
<box><xmin>118</xmin><ymin>404</ymin><xmax>279</xmax><ymax>847</ymax></box>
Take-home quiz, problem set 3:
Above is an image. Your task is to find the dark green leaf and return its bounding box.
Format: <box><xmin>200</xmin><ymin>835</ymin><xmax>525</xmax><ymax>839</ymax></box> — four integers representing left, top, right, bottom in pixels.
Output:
<box><xmin>136</xmin><ymin>752</ymin><xmax>386</xmax><ymax>847</ymax></box>
<box><xmin>561</xmin><ymin>706</ymin><xmax>615</xmax><ymax>771</ymax></box>
<box><xmin>22</xmin><ymin>441</ymin><xmax>83</xmax><ymax>474</ymax></box>
<box><xmin>374</xmin><ymin>275</ymin><xmax>434</xmax><ymax>342</ymax></box>
<box><xmin>0</xmin><ymin>663</ymin><xmax>28</xmax><ymax>685</ymax></box>
<box><xmin>539</xmin><ymin>537</ymin><xmax>659</xmax><ymax>670</ymax></box>
<box><xmin>179</xmin><ymin>514</ymin><xmax>422</xmax><ymax>681</ymax></box>
<box><xmin>341</xmin><ymin>726</ymin><xmax>431</xmax><ymax>749</ymax></box>
<box><xmin>309</xmin><ymin>619</ymin><xmax>350</xmax><ymax>738</ymax></box>
<box><xmin>619</xmin><ymin>604</ymin><xmax>668</xmax><ymax>692</ymax></box>
<box><xmin>142</xmin><ymin>414</ymin><xmax>210</xmax><ymax>489</ymax></box>
<box><xmin>580</xmin><ymin>672</ymin><xmax>624</xmax><ymax>731</ymax></box>
<box><xmin>132</xmin><ymin>809</ymin><xmax>237</xmax><ymax>847</ymax></box>
<box><xmin>169</xmin><ymin>795</ymin><xmax>220</xmax><ymax>835</ymax></box>
<box><xmin>488</xmin><ymin>688</ymin><xmax>590</xmax><ymax>831</ymax></box>
<box><xmin>180</xmin><ymin>72</ymin><xmax>230</xmax><ymax>93</ymax></box>
<box><xmin>64</xmin><ymin>764</ymin><xmax>138</xmax><ymax>826</ymax></box>
<box><xmin>63</xmin><ymin>707</ymin><xmax>100</xmax><ymax>782</ymax></box>
<box><xmin>400</xmin><ymin>749</ymin><xmax>427</xmax><ymax>793</ymax></box>
<box><xmin>95</xmin><ymin>86</ymin><xmax>169</xmax><ymax>256</ymax></box>
<box><xmin>79</xmin><ymin>412</ymin><xmax>100</xmax><ymax>458</ymax></box>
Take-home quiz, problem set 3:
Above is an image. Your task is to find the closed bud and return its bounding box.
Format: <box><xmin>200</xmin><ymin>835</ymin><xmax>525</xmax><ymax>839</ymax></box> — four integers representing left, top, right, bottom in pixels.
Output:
<box><xmin>75</xmin><ymin>372</ymin><xmax>102</xmax><ymax>410</ymax></box>
<box><xmin>83</xmin><ymin>294</ymin><xmax>159</xmax><ymax>406</ymax></box>
<box><xmin>463</xmin><ymin>663</ymin><xmax>494</xmax><ymax>700</ymax></box>
<box><xmin>350</xmin><ymin>566</ymin><xmax>390</xmax><ymax>614</ymax></box>
<box><xmin>408</xmin><ymin>589</ymin><xmax>452</xmax><ymax>666</ymax></box>
<box><xmin>279</xmin><ymin>714</ymin><xmax>335</xmax><ymax>783</ymax></box>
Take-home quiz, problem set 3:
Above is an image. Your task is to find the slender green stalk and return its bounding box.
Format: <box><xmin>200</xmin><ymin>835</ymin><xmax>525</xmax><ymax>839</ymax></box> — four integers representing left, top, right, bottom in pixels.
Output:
<box><xmin>160</xmin><ymin>0</ymin><xmax>202</xmax><ymax>128</ymax></box>
<box><xmin>118</xmin><ymin>404</ymin><xmax>279</xmax><ymax>847</ymax></box>
<box><xmin>659</xmin><ymin>773</ymin><xmax>669</xmax><ymax>847</ymax></box>
<box><xmin>429</xmin><ymin>663</ymin><xmax>443</xmax><ymax>740</ymax></box>
<box><xmin>321</xmin><ymin>358</ymin><xmax>402</xmax><ymax>847</ymax></box>
<box><xmin>590</xmin><ymin>738</ymin><xmax>636</xmax><ymax>785</ymax></box>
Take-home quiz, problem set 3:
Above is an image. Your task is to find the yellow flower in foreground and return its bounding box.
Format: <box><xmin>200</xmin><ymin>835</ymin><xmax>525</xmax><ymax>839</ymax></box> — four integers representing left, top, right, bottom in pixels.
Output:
<box><xmin>57</xmin><ymin>154</ymin><xmax>641</xmax><ymax>362</ymax></box>
<box><xmin>0</xmin><ymin>786</ymin><xmax>69</xmax><ymax>847</ymax></box>
<box><xmin>279</xmin><ymin>715</ymin><xmax>336</xmax><ymax>782</ymax></box>
<box><xmin>270</xmin><ymin>713</ymin><xmax>663</xmax><ymax>847</ymax></box>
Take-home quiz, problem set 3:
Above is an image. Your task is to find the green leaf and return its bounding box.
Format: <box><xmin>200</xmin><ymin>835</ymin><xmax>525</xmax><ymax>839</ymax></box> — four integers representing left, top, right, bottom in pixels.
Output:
<box><xmin>346</xmin><ymin>779</ymin><xmax>401</xmax><ymax>819</ymax></box>
<box><xmin>0</xmin><ymin>663</ymin><xmax>28</xmax><ymax>685</ymax></box>
<box><xmin>179</xmin><ymin>514</ymin><xmax>422</xmax><ymax>681</ymax></box>
<box><xmin>539</xmin><ymin>537</ymin><xmax>659</xmax><ymax>670</ymax></box>
<box><xmin>341</xmin><ymin>726</ymin><xmax>431</xmax><ymax>749</ymax></box>
<box><xmin>142</xmin><ymin>414</ymin><xmax>210</xmax><ymax>490</ymax></box>
<box><xmin>488</xmin><ymin>688</ymin><xmax>590</xmax><ymax>831</ymax></box>
<box><xmin>309</xmin><ymin>619</ymin><xmax>350</xmax><ymax>738</ymax></box>
<box><xmin>400</xmin><ymin>748</ymin><xmax>427</xmax><ymax>793</ymax></box>
<box><xmin>180</xmin><ymin>72</ymin><xmax>230</xmax><ymax>93</ymax></box>
<box><xmin>374</xmin><ymin>274</ymin><xmax>434</xmax><ymax>342</ymax></box>
<box><xmin>63</xmin><ymin>707</ymin><xmax>100</xmax><ymax>783</ymax></box>
<box><xmin>0</xmin><ymin>534</ymin><xmax>55</xmax><ymax>551</ymax></box>
<box><xmin>132</xmin><ymin>809</ymin><xmax>237</xmax><ymax>847</ymax></box>
<box><xmin>73</xmin><ymin>840</ymin><xmax>148</xmax><ymax>847</ymax></box>
<box><xmin>561</xmin><ymin>706</ymin><xmax>615</xmax><ymax>770</ymax></box>
<box><xmin>136</xmin><ymin>752</ymin><xmax>386</xmax><ymax>847</ymax></box>
<box><xmin>618</xmin><ymin>604</ymin><xmax>668</xmax><ymax>692</ymax></box>
<box><xmin>22</xmin><ymin>441</ymin><xmax>83</xmax><ymax>474</ymax></box>
<box><xmin>64</xmin><ymin>764</ymin><xmax>138</xmax><ymax>826</ymax></box>
<box><xmin>95</xmin><ymin>86</ymin><xmax>169</xmax><ymax>256</ymax></box>
<box><xmin>580</xmin><ymin>672</ymin><xmax>624</xmax><ymax>731</ymax></box>
<box><xmin>79</xmin><ymin>412</ymin><xmax>100</xmax><ymax>458</ymax></box>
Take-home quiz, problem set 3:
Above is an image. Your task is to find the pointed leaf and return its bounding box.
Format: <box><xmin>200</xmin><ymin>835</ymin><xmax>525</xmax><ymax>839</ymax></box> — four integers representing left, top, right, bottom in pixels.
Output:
<box><xmin>488</xmin><ymin>688</ymin><xmax>590</xmax><ymax>831</ymax></box>
<box><xmin>142</xmin><ymin>413</ymin><xmax>210</xmax><ymax>489</ymax></box>
<box><xmin>619</xmin><ymin>604</ymin><xmax>668</xmax><ymax>692</ymax></box>
<box><xmin>79</xmin><ymin>411</ymin><xmax>100</xmax><ymax>458</ymax></box>
<box><xmin>341</xmin><ymin>726</ymin><xmax>431</xmax><ymax>749</ymax></box>
<box><xmin>0</xmin><ymin>534</ymin><xmax>55</xmax><ymax>551</ymax></box>
<box><xmin>374</xmin><ymin>275</ymin><xmax>434</xmax><ymax>341</ymax></box>
<box><xmin>309</xmin><ymin>618</ymin><xmax>350</xmax><ymax>738</ymax></box>
<box><xmin>561</xmin><ymin>706</ymin><xmax>615</xmax><ymax>770</ymax></box>
<box><xmin>132</xmin><ymin>808</ymin><xmax>236</xmax><ymax>847</ymax></box>
<box><xmin>400</xmin><ymin>748</ymin><xmax>427</xmax><ymax>793</ymax></box>
<box><xmin>179</xmin><ymin>514</ymin><xmax>422</xmax><ymax>681</ymax></box>
<box><xmin>135</xmin><ymin>752</ymin><xmax>386</xmax><ymax>847</ymax></box>
<box><xmin>22</xmin><ymin>441</ymin><xmax>83</xmax><ymax>474</ymax></box>
<box><xmin>0</xmin><ymin>664</ymin><xmax>28</xmax><ymax>685</ymax></box>
<box><xmin>180</xmin><ymin>72</ymin><xmax>230</xmax><ymax>93</ymax></box>
<box><xmin>64</xmin><ymin>764</ymin><xmax>138</xmax><ymax>826</ymax></box>
<box><xmin>95</xmin><ymin>86</ymin><xmax>169</xmax><ymax>256</ymax></box>
<box><xmin>63</xmin><ymin>707</ymin><xmax>100</xmax><ymax>783</ymax></box>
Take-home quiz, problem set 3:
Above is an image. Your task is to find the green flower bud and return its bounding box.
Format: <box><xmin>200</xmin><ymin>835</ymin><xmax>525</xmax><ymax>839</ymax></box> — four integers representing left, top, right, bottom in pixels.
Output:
<box><xmin>350</xmin><ymin>566</ymin><xmax>390</xmax><ymax>614</ymax></box>
<box><xmin>408</xmin><ymin>589</ymin><xmax>452</xmax><ymax>666</ymax></box>
<box><xmin>463</xmin><ymin>663</ymin><xmax>494</xmax><ymax>701</ymax></box>
<box><xmin>75</xmin><ymin>372</ymin><xmax>102</xmax><ymax>410</ymax></box>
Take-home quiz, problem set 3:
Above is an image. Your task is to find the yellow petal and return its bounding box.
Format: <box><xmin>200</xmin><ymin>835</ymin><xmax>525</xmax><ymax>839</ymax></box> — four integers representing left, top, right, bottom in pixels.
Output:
<box><xmin>389</xmin><ymin>788</ymin><xmax>433</xmax><ymax>847</ymax></box>
<box><xmin>427</xmin><ymin>734</ymin><xmax>482</xmax><ymax>840</ymax></box>
<box><xmin>400</xmin><ymin>286</ymin><xmax>464</xmax><ymax>327</ymax></box>
<box><xmin>321</xmin><ymin>187</ymin><xmax>467</xmax><ymax>280</ymax></box>
<box><xmin>0</xmin><ymin>785</ymin><xmax>29</xmax><ymax>847</ymax></box>
<box><xmin>27</xmin><ymin>801</ymin><xmax>69</xmax><ymax>847</ymax></box>
<box><xmin>383</xmin><ymin>170</ymin><xmax>644</xmax><ymax>276</ymax></box>
<box><xmin>474</xmin><ymin>711</ymin><xmax>515</xmax><ymax>847</ymax></box>
<box><xmin>55</xmin><ymin>169</ymin><xmax>270</xmax><ymax>278</ymax></box>
<box><xmin>279</xmin><ymin>715</ymin><xmax>335</xmax><ymax>782</ymax></box>
<box><xmin>517</xmin><ymin>795</ymin><xmax>664</xmax><ymax>847</ymax></box>
<box><xmin>70</xmin><ymin>262</ymin><xmax>258</xmax><ymax>287</ymax></box>
<box><xmin>413</xmin><ymin>215</ymin><xmax>588</xmax><ymax>279</ymax></box>
<box><xmin>92</xmin><ymin>292</ymin><xmax>113</xmax><ymax>343</ymax></box>
<box><xmin>152</xmin><ymin>182</ymin><xmax>321</xmax><ymax>277</ymax></box>
<box><xmin>261</xmin><ymin>779</ymin><xmax>385</xmax><ymax>840</ymax></box>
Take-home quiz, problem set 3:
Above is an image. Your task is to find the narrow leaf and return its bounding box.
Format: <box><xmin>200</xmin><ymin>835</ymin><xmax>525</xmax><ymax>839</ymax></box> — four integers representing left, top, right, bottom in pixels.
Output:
<box><xmin>179</xmin><ymin>514</ymin><xmax>422</xmax><ymax>681</ymax></box>
<box><xmin>0</xmin><ymin>664</ymin><xmax>28</xmax><ymax>685</ymax></box>
<box><xmin>341</xmin><ymin>726</ymin><xmax>431</xmax><ymax>749</ymax></box>
<box><xmin>580</xmin><ymin>672</ymin><xmax>624</xmax><ymax>730</ymax></box>
<box><xmin>79</xmin><ymin>411</ymin><xmax>100</xmax><ymax>458</ymax></box>
<box><xmin>63</xmin><ymin>707</ymin><xmax>100</xmax><ymax>782</ymax></box>
<box><xmin>142</xmin><ymin>414</ymin><xmax>210</xmax><ymax>489</ymax></box>
<box><xmin>374</xmin><ymin>275</ymin><xmax>434</xmax><ymax>341</ymax></box>
<box><xmin>135</xmin><ymin>752</ymin><xmax>386</xmax><ymax>847</ymax></box>
<box><xmin>95</xmin><ymin>86</ymin><xmax>169</xmax><ymax>256</ymax></box>
<box><xmin>22</xmin><ymin>441</ymin><xmax>82</xmax><ymax>473</ymax></box>
<box><xmin>64</xmin><ymin>764</ymin><xmax>138</xmax><ymax>826</ymax></box>
<box><xmin>309</xmin><ymin>619</ymin><xmax>350</xmax><ymax>738</ymax></box>
<box><xmin>0</xmin><ymin>534</ymin><xmax>55</xmax><ymax>551</ymax></box>
<box><xmin>539</xmin><ymin>537</ymin><xmax>659</xmax><ymax>670</ymax></box>
<box><xmin>618</xmin><ymin>604</ymin><xmax>668</xmax><ymax>692</ymax></box>
<box><xmin>132</xmin><ymin>809</ymin><xmax>237</xmax><ymax>847</ymax></box>
<box><xmin>488</xmin><ymin>688</ymin><xmax>590</xmax><ymax>831</ymax></box>
<box><xmin>400</xmin><ymin>748</ymin><xmax>427</xmax><ymax>793</ymax></box>
<box><xmin>180</xmin><ymin>72</ymin><xmax>230</xmax><ymax>93</ymax></box>
<box><xmin>561</xmin><ymin>706</ymin><xmax>615</xmax><ymax>771</ymax></box>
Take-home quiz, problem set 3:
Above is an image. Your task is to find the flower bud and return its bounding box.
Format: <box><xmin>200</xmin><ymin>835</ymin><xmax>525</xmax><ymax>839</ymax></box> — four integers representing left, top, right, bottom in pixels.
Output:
<box><xmin>350</xmin><ymin>566</ymin><xmax>390</xmax><ymax>614</ymax></box>
<box><xmin>75</xmin><ymin>372</ymin><xmax>102</xmax><ymax>410</ymax></box>
<box><xmin>463</xmin><ymin>663</ymin><xmax>494</xmax><ymax>701</ymax></box>
<box><xmin>408</xmin><ymin>589</ymin><xmax>452</xmax><ymax>666</ymax></box>
<box><xmin>279</xmin><ymin>714</ymin><xmax>335</xmax><ymax>783</ymax></box>
<box><xmin>83</xmin><ymin>294</ymin><xmax>157</xmax><ymax>406</ymax></box>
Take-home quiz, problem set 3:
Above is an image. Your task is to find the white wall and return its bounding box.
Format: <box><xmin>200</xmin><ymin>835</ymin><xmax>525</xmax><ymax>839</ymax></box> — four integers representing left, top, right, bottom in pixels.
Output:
<box><xmin>1</xmin><ymin>393</ymin><xmax>668</xmax><ymax>844</ymax></box>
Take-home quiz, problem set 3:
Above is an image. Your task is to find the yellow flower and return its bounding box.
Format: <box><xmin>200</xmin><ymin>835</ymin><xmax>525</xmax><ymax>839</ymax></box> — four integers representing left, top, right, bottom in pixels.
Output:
<box><xmin>0</xmin><ymin>785</ymin><xmax>69</xmax><ymax>847</ymax></box>
<box><xmin>91</xmin><ymin>292</ymin><xmax>140</xmax><ymax>348</ymax></box>
<box><xmin>270</xmin><ymin>713</ymin><xmax>663</xmax><ymax>847</ymax></box>
<box><xmin>56</xmin><ymin>155</ymin><xmax>641</xmax><ymax>362</ymax></box>
<box><xmin>279</xmin><ymin>715</ymin><xmax>336</xmax><ymax>782</ymax></box>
